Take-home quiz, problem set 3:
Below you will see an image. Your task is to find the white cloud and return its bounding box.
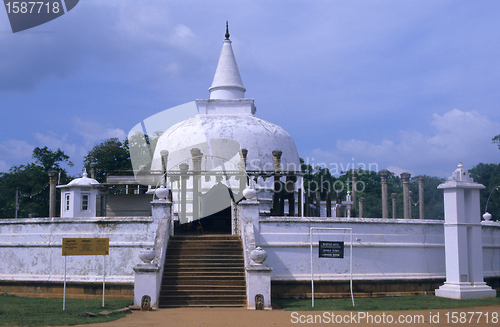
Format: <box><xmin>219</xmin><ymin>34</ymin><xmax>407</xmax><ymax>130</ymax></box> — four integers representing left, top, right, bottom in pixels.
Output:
<box><xmin>0</xmin><ymin>160</ymin><xmax>11</xmax><ymax>172</ymax></box>
<box><xmin>34</xmin><ymin>131</ymin><xmax>86</xmax><ymax>162</ymax></box>
<box><xmin>72</xmin><ymin>118</ymin><xmax>127</xmax><ymax>147</ymax></box>
<box><xmin>0</xmin><ymin>139</ymin><xmax>34</xmax><ymax>161</ymax></box>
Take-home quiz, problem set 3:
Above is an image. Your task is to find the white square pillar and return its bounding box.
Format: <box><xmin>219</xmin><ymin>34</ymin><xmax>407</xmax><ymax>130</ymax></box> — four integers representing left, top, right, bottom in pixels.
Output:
<box><xmin>246</xmin><ymin>265</ymin><xmax>272</xmax><ymax>310</ymax></box>
<box><xmin>133</xmin><ymin>264</ymin><xmax>161</xmax><ymax>308</ymax></box>
<box><xmin>435</xmin><ymin>163</ymin><xmax>496</xmax><ymax>299</ymax></box>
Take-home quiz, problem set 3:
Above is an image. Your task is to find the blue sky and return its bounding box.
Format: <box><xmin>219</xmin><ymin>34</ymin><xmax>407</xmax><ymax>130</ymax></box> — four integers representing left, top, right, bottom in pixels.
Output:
<box><xmin>0</xmin><ymin>0</ymin><xmax>499</xmax><ymax>178</ymax></box>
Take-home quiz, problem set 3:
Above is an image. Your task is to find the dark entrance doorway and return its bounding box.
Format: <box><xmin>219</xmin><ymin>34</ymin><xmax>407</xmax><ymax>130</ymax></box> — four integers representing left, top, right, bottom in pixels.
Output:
<box><xmin>175</xmin><ymin>182</ymin><xmax>235</xmax><ymax>235</ymax></box>
<box><xmin>198</xmin><ymin>206</ymin><xmax>232</xmax><ymax>234</ymax></box>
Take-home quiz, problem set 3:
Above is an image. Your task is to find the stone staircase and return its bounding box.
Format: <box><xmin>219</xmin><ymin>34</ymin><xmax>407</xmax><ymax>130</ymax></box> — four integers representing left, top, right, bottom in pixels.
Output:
<box><xmin>159</xmin><ymin>235</ymin><xmax>246</xmax><ymax>307</ymax></box>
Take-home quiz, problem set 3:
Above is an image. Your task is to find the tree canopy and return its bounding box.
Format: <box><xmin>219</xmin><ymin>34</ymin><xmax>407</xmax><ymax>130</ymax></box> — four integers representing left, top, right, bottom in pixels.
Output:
<box><xmin>0</xmin><ymin>148</ymin><xmax>72</xmax><ymax>218</ymax></box>
<box><xmin>32</xmin><ymin>146</ymin><xmax>73</xmax><ymax>171</ymax></box>
<box><xmin>83</xmin><ymin>138</ymin><xmax>132</xmax><ymax>183</ymax></box>
<box><xmin>469</xmin><ymin>163</ymin><xmax>500</xmax><ymax>221</ymax></box>
<box><xmin>300</xmin><ymin>160</ymin><xmax>446</xmax><ymax>219</ymax></box>
<box><xmin>494</xmin><ymin>134</ymin><xmax>500</xmax><ymax>150</ymax></box>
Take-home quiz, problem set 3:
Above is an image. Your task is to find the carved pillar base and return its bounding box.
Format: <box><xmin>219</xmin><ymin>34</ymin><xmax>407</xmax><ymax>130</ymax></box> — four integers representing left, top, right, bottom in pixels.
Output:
<box><xmin>246</xmin><ymin>265</ymin><xmax>272</xmax><ymax>310</ymax></box>
<box><xmin>133</xmin><ymin>264</ymin><xmax>161</xmax><ymax>308</ymax></box>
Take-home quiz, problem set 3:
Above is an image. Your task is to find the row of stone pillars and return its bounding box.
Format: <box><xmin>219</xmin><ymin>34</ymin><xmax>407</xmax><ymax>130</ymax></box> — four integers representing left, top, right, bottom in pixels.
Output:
<box><xmin>379</xmin><ymin>170</ymin><xmax>425</xmax><ymax>219</ymax></box>
<box><xmin>303</xmin><ymin>170</ymin><xmax>426</xmax><ymax>219</ymax></box>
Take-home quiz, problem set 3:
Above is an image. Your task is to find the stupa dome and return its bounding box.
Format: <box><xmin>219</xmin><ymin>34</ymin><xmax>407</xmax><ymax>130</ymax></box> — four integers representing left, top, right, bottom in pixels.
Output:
<box><xmin>153</xmin><ymin>113</ymin><xmax>299</xmax><ymax>172</ymax></box>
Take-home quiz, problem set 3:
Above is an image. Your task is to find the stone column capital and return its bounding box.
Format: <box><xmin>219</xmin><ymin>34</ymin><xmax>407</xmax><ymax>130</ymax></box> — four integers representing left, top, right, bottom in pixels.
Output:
<box><xmin>400</xmin><ymin>172</ymin><xmax>411</xmax><ymax>181</ymax></box>
<box><xmin>48</xmin><ymin>170</ymin><xmax>58</xmax><ymax>180</ymax></box>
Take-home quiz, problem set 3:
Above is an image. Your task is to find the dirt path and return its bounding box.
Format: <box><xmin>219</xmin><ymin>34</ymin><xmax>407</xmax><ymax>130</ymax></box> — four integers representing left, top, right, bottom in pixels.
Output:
<box><xmin>77</xmin><ymin>305</ymin><xmax>500</xmax><ymax>327</ymax></box>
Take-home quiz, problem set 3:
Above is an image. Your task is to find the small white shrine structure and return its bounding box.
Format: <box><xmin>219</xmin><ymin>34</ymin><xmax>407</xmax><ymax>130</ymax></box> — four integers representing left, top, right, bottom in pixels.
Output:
<box><xmin>57</xmin><ymin>169</ymin><xmax>105</xmax><ymax>218</ymax></box>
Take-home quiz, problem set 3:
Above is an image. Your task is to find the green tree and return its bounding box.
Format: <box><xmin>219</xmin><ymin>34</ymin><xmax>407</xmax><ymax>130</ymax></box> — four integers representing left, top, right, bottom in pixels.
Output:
<box><xmin>339</xmin><ymin>168</ymin><xmax>390</xmax><ymax>219</ymax></box>
<box><xmin>300</xmin><ymin>158</ymin><xmax>336</xmax><ymax>215</ymax></box>
<box><xmin>410</xmin><ymin>175</ymin><xmax>446</xmax><ymax>220</ymax></box>
<box><xmin>470</xmin><ymin>163</ymin><xmax>500</xmax><ymax>221</ymax></box>
<box><xmin>83</xmin><ymin>138</ymin><xmax>132</xmax><ymax>183</ymax></box>
<box><xmin>0</xmin><ymin>148</ymin><xmax>72</xmax><ymax>218</ymax></box>
<box><xmin>493</xmin><ymin>134</ymin><xmax>500</xmax><ymax>150</ymax></box>
<box><xmin>32</xmin><ymin>146</ymin><xmax>73</xmax><ymax>171</ymax></box>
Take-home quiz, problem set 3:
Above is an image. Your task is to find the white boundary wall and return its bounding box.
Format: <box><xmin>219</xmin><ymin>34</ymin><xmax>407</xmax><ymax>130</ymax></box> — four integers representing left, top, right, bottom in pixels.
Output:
<box><xmin>0</xmin><ymin>216</ymin><xmax>499</xmax><ymax>285</ymax></box>
<box><xmin>0</xmin><ymin>217</ymin><xmax>157</xmax><ymax>284</ymax></box>
<box><xmin>255</xmin><ymin>217</ymin><xmax>500</xmax><ymax>281</ymax></box>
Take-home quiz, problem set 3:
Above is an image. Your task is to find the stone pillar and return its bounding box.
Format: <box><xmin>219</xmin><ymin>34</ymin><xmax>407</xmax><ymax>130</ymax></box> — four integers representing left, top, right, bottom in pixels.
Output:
<box><xmin>48</xmin><ymin>170</ymin><xmax>58</xmax><ymax>218</ymax></box>
<box><xmin>238</xmin><ymin>199</ymin><xmax>272</xmax><ymax>310</ymax></box>
<box><xmin>90</xmin><ymin>162</ymin><xmax>98</xmax><ymax>180</ymax></box>
<box><xmin>315</xmin><ymin>189</ymin><xmax>321</xmax><ymax>217</ymax></box>
<box><xmin>160</xmin><ymin>150</ymin><xmax>169</xmax><ymax>185</ymax></box>
<box><xmin>134</xmin><ymin>198</ymin><xmax>172</xmax><ymax>309</ymax></box>
<box><xmin>286</xmin><ymin>176</ymin><xmax>295</xmax><ymax>216</ymax></box>
<box><xmin>351</xmin><ymin>169</ymin><xmax>358</xmax><ymax>214</ymax></box>
<box><xmin>298</xmin><ymin>188</ymin><xmax>302</xmax><ymax>217</ymax></box>
<box><xmin>418</xmin><ymin>175</ymin><xmax>425</xmax><ymax>219</ymax></box>
<box><xmin>271</xmin><ymin>150</ymin><xmax>282</xmax><ymax>216</ymax></box>
<box><xmin>326</xmin><ymin>190</ymin><xmax>331</xmax><ymax>217</ymax></box>
<box><xmin>379</xmin><ymin>169</ymin><xmax>389</xmax><ymax>218</ymax></box>
<box><xmin>239</xmin><ymin>149</ymin><xmax>248</xmax><ymax>194</ymax></box>
<box><xmin>304</xmin><ymin>192</ymin><xmax>310</xmax><ymax>216</ymax></box>
<box><xmin>191</xmin><ymin>148</ymin><xmax>202</xmax><ymax>221</ymax></box>
<box><xmin>358</xmin><ymin>197</ymin><xmax>364</xmax><ymax>218</ymax></box>
<box><xmin>179</xmin><ymin>163</ymin><xmax>189</xmax><ymax>224</ymax></box>
<box><xmin>435</xmin><ymin>163</ymin><xmax>496</xmax><ymax>299</ymax></box>
<box><xmin>408</xmin><ymin>191</ymin><xmax>413</xmax><ymax>218</ymax></box>
<box><xmin>336</xmin><ymin>191</ymin><xmax>342</xmax><ymax>217</ymax></box>
<box><xmin>391</xmin><ymin>193</ymin><xmax>397</xmax><ymax>219</ymax></box>
<box><xmin>272</xmin><ymin>150</ymin><xmax>282</xmax><ymax>172</ymax></box>
<box><xmin>401</xmin><ymin>172</ymin><xmax>411</xmax><ymax>219</ymax></box>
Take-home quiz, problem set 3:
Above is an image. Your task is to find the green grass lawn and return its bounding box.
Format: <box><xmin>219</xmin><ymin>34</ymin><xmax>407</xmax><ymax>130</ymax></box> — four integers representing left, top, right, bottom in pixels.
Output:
<box><xmin>274</xmin><ymin>294</ymin><xmax>500</xmax><ymax>311</ymax></box>
<box><xmin>0</xmin><ymin>293</ymin><xmax>133</xmax><ymax>327</ymax></box>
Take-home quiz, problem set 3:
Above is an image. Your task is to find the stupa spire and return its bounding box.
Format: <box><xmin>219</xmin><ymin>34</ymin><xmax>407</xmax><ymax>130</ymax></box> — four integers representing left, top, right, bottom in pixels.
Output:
<box><xmin>209</xmin><ymin>22</ymin><xmax>246</xmax><ymax>100</ymax></box>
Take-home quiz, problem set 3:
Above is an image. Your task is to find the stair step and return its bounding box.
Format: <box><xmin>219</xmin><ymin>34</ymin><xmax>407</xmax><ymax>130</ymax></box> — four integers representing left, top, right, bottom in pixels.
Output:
<box><xmin>159</xmin><ymin>235</ymin><xmax>246</xmax><ymax>308</ymax></box>
<box><xmin>161</xmin><ymin>285</ymin><xmax>246</xmax><ymax>291</ymax></box>
<box><xmin>162</xmin><ymin>276</ymin><xmax>245</xmax><ymax>281</ymax></box>
<box><xmin>162</xmin><ymin>280</ymin><xmax>245</xmax><ymax>286</ymax></box>
<box><xmin>163</xmin><ymin>267</ymin><xmax>244</xmax><ymax>272</ymax></box>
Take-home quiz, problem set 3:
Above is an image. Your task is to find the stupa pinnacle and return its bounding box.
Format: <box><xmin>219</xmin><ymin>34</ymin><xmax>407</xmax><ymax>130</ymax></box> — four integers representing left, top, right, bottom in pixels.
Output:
<box><xmin>209</xmin><ymin>22</ymin><xmax>246</xmax><ymax>100</ymax></box>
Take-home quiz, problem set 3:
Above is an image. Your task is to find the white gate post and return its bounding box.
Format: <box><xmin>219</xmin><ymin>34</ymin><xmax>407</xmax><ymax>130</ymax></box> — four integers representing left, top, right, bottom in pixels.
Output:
<box><xmin>435</xmin><ymin>163</ymin><xmax>496</xmax><ymax>299</ymax></box>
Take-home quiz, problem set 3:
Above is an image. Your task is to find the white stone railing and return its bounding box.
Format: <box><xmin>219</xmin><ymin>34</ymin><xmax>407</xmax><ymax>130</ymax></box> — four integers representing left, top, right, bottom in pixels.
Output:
<box><xmin>133</xmin><ymin>199</ymin><xmax>172</xmax><ymax>309</ymax></box>
<box><xmin>238</xmin><ymin>199</ymin><xmax>272</xmax><ymax>310</ymax></box>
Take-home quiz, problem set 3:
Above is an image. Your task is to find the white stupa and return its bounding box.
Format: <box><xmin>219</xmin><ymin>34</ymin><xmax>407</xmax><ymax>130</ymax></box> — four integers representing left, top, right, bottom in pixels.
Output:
<box><xmin>151</xmin><ymin>24</ymin><xmax>300</xmax><ymax>225</ymax></box>
<box><xmin>152</xmin><ymin>24</ymin><xmax>299</xmax><ymax>173</ymax></box>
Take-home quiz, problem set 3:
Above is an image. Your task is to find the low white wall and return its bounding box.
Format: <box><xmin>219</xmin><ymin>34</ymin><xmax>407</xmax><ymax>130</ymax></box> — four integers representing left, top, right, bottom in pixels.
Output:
<box><xmin>482</xmin><ymin>221</ymin><xmax>500</xmax><ymax>278</ymax></box>
<box><xmin>0</xmin><ymin>217</ymin><xmax>157</xmax><ymax>284</ymax></box>
<box><xmin>255</xmin><ymin>217</ymin><xmax>500</xmax><ymax>281</ymax></box>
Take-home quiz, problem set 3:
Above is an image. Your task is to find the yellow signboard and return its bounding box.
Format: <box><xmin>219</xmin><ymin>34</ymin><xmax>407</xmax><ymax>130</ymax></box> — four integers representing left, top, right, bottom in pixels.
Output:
<box><xmin>62</xmin><ymin>238</ymin><xmax>109</xmax><ymax>256</ymax></box>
